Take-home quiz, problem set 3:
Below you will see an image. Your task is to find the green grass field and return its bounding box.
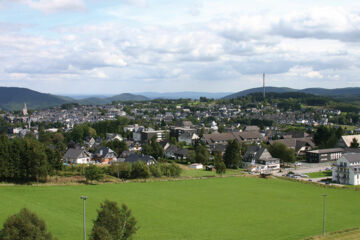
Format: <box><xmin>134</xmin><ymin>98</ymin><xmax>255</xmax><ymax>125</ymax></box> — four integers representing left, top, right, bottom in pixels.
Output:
<box><xmin>1</xmin><ymin>177</ymin><xmax>360</xmax><ymax>240</ymax></box>
<box><xmin>180</xmin><ymin>169</ymin><xmax>243</xmax><ymax>178</ymax></box>
<box><xmin>306</xmin><ymin>171</ymin><xmax>332</xmax><ymax>178</ymax></box>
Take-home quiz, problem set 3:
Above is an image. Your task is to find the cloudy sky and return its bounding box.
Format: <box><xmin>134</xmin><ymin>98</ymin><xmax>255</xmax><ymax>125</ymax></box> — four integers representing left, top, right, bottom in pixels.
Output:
<box><xmin>1</xmin><ymin>0</ymin><xmax>360</xmax><ymax>95</ymax></box>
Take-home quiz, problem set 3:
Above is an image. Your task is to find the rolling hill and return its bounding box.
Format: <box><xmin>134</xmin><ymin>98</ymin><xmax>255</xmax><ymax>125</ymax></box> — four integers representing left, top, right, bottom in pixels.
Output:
<box><xmin>78</xmin><ymin>93</ymin><xmax>150</xmax><ymax>105</ymax></box>
<box><xmin>0</xmin><ymin>87</ymin><xmax>68</xmax><ymax>111</ymax></box>
<box><xmin>223</xmin><ymin>87</ymin><xmax>360</xmax><ymax>99</ymax></box>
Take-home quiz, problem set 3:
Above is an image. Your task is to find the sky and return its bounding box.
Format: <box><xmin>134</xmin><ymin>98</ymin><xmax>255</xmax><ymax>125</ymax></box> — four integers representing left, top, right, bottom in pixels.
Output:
<box><xmin>1</xmin><ymin>0</ymin><xmax>360</xmax><ymax>95</ymax></box>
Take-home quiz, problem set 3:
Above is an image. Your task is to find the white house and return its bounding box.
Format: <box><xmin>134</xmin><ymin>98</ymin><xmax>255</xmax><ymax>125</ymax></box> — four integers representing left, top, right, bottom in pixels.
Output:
<box><xmin>63</xmin><ymin>148</ymin><xmax>92</xmax><ymax>164</ymax></box>
<box><xmin>243</xmin><ymin>146</ymin><xmax>280</xmax><ymax>171</ymax></box>
<box><xmin>332</xmin><ymin>153</ymin><xmax>360</xmax><ymax>185</ymax></box>
<box><xmin>190</xmin><ymin>163</ymin><xmax>203</xmax><ymax>169</ymax></box>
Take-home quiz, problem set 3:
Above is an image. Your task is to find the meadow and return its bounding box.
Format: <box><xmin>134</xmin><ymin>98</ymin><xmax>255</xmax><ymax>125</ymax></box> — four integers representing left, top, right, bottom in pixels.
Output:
<box><xmin>1</xmin><ymin>177</ymin><xmax>360</xmax><ymax>240</ymax></box>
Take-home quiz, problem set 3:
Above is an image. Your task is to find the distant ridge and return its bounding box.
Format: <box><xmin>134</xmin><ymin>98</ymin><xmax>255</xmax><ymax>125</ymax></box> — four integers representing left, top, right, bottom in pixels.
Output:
<box><xmin>0</xmin><ymin>87</ymin><xmax>68</xmax><ymax>111</ymax></box>
<box><xmin>0</xmin><ymin>87</ymin><xmax>150</xmax><ymax>111</ymax></box>
<box><xmin>78</xmin><ymin>93</ymin><xmax>150</xmax><ymax>105</ymax></box>
<box><xmin>137</xmin><ymin>92</ymin><xmax>232</xmax><ymax>99</ymax></box>
<box><xmin>223</xmin><ymin>87</ymin><xmax>360</xmax><ymax>99</ymax></box>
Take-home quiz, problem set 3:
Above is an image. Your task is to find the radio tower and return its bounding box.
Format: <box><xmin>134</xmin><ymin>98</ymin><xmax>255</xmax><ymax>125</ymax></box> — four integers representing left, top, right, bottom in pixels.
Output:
<box><xmin>263</xmin><ymin>73</ymin><xmax>266</xmax><ymax>101</ymax></box>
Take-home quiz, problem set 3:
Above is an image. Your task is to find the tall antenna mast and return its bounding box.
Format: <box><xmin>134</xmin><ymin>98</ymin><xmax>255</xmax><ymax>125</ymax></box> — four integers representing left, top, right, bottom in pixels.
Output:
<box><xmin>263</xmin><ymin>73</ymin><xmax>266</xmax><ymax>101</ymax></box>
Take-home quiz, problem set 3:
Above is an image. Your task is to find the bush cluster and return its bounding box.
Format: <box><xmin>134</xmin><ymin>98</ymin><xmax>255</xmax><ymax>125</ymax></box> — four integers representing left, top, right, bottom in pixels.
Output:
<box><xmin>108</xmin><ymin>162</ymin><xmax>182</xmax><ymax>179</ymax></box>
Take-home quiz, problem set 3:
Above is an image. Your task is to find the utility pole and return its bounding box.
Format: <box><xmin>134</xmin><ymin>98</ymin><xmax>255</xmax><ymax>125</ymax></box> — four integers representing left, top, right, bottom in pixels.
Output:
<box><xmin>81</xmin><ymin>195</ymin><xmax>88</xmax><ymax>240</ymax></box>
<box><xmin>322</xmin><ymin>194</ymin><xmax>327</xmax><ymax>236</ymax></box>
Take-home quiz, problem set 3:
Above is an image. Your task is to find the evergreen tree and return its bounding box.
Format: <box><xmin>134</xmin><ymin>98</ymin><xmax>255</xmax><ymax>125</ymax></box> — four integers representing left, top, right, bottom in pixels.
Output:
<box><xmin>0</xmin><ymin>208</ymin><xmax>56</xmax><ymax>240</ymax></box>
<box><xmin>90</xmin><ymin>200</ymin><xmax>137</xmax><ymax>240</ymax></box>
<box><xmin>214</xmin><ymin>151</ymin><xmax>226</xmax><ymax>174</ymax></box>
<box><xmin>223</xmin><ymin>140</ymin><xmax>241</xmax><ymax>169</ymax></box>
<box><xmin>194</xmin><ymin>144</ymin><xmax>210</xmax><ymax>164</ymax></box>
<box><xmin>350</xmin><ymin>138</ymin><xmax>360</xmax><ymax>148</ymax></box>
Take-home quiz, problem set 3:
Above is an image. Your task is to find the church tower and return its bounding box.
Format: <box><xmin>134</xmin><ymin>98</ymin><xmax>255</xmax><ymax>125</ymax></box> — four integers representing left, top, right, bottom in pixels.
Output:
<box><xmin>22</xmin><ymin>103</ymin><xmax>28</xmax><ymax>116</ymax></box>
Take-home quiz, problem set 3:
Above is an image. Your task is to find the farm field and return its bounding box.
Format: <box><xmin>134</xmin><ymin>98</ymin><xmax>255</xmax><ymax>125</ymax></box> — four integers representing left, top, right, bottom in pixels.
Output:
<box><xmin>1</xmin><ymin>177</ymin><xmax>360</xmax><ymax>240</ymax></box>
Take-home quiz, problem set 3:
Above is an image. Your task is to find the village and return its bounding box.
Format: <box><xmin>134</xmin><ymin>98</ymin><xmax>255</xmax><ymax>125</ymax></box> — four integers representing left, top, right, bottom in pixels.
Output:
<box><xmin>1</xmin><ymin>97</ymin><xmax>360</xmax><ymax>186</ymax></box>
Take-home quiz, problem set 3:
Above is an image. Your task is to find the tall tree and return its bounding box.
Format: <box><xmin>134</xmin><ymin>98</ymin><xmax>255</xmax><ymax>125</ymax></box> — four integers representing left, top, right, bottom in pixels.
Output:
<box><xmin>90</xmin><ymin>200</ymin><xmax>137</xmax><ymax>240</ymax></box>
<box><xmin>0</xmin><ymin>208</ymin><xmax>56</xmax><ymax>240</ymax></box>
<box><xmin>223</xmin><ymin>140</ymin><xmax>241</xmax><ymax>169</ymax></box>
<box><xmin>194</xmin><ymin>144</ymin><xmax>210</xmax><ymax>165</ymax></box>
<box><xmin>268</xmin><ymin>142</ymin><xmax>296</xmax><ymax>163</ymax></box>
<box><xmin>214</xmin><ymin>151</ymin><xmax>226</xmax><ymax>175</ymax></box>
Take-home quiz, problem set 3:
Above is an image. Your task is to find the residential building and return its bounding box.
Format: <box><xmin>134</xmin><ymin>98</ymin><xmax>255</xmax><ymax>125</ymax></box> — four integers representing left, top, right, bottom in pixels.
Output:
<box><xmin>243</xmin><ymin>145</ymin><xmax>280</xmax><ymax>171</ymax></box>
<box><xmin>332</xmin><ymin>153</ymin><xmax>360</xmax><ymax>185</ymax></box>
<box><xmin>93</xmin><ymin>147</ymin><xmax>117</xmax><ymax>164</ymax></box>
<box><xmin>306</xmin><ymin>148</ymin><xmax>344</xmax><ymax>163</ymax></box>
<box><xmin>63</xmin><ymin>148</ymin><xmax>91</xmax><ymax>164</ymax></box>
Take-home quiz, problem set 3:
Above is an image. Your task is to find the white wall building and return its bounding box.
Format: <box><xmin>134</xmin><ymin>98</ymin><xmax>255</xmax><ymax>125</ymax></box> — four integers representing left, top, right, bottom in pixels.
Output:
<box><xmin>332</xmin><ymin>153</ymin><xmax>360</xmax><ymax>185</ymax></box>
<box><xmin>190</xmin><ymin>163</ymin><xmax>204</xmax><ymax>169</ymax></box>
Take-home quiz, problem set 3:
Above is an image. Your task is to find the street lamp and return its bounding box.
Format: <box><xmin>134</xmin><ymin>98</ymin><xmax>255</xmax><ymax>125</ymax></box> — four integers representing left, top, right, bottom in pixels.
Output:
<box><xmin>322</xmin><ymin>194</ymin><xmax>327</xmax><ymax>236</ymax></box>
<box><xmin>81</xmin><ymin>195</ymin><xmax>88</xmax><ymax>240</ymax></box>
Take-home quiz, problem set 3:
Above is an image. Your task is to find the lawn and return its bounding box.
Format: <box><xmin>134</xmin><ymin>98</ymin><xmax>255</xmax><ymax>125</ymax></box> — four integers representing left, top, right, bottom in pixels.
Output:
<box><xmin>1</xmin><ymin>177</ymin><xmax>360</xmax><ymax>240</ymax></box>
<box><xmin>180</xmin><ymin>168</ymin><xmax>243</xmax><ymax>178</ymax></box>
<box><xmin>306</xmin><ymin>171</ymin><xmax>332</xmax><ymax>178</ymax></box>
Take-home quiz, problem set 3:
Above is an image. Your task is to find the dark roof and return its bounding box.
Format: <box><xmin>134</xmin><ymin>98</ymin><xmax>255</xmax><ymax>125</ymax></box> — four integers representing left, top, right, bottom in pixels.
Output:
<box><xmin>165</xmin><ymin>145</ymin><xmax>188</xmax><ymax>156</ymax></box>
<box><xmin>212</xmin><ymin>143</ymin><xmax>227</xmax><ymax>153</ymax></box>
<box><xmin>95</xmin><ymin>147</ymin><xmax>117</xmax><ymax>158</ymax></box>
<box><xmin>124</xmin><ymin>153</ymin><xmax>155</xmax><ymax>164</ymax></box>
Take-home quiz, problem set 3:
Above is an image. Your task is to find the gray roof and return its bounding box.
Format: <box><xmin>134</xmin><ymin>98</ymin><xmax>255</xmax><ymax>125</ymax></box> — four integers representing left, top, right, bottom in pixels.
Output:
<box><xmin>64</xmin><ymin>148</ymin><xmax>90</xmax><ymax>159</ymax></box>
<box><xmin>307</xmin><ymin>148</ymin><xmax>344</xmax><ymax>154</ymax></box>
<box><xmin>343</xmin><ymin>153</ymin><xmax>360</xmax><ymax>164</ymax></box>
<box><xmin>95</xmin><ymin>147</ymin><xmax>117</xmax><ymax>158</ymax></box>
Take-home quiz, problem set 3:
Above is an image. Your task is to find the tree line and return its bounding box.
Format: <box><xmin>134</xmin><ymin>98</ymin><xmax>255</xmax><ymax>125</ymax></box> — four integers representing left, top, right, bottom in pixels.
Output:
<box><xmin>0</xmin><ymin>135</ymin><xmax>62</xmax><ymax>182</ymax></box>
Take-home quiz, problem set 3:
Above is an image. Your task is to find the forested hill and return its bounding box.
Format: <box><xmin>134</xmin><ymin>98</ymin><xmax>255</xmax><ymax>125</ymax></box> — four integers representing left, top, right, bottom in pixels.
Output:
<box><xmin>221</xmin><ymin>92</ymin><xmax>360</xmax><ymax>113</ymax></box>
<box><xmin>77</xmin><ymin>93</ymin><xmax>150</xmax><ymax>105</ymax></box>
<box><xmin>0</xmin><ymin>87</ymin><xmax>68</xmax><ymax>111</ymax></box>
<box><xmin>0</xmin><ymin>87</ymin><xmax>150</xmax><ymax>111</ymax></box>
<box><xmin>223</xmin><ymin>87</ymin><xmax>360</xmax><ymax>99</ymax></box>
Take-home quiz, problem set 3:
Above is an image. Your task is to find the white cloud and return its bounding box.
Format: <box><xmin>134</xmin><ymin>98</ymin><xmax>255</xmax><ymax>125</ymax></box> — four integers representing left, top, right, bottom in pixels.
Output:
<box><xmin>2</xmin><ymin>1</ymin><xmax>360</xmax><ymax>93</ymax></box>
<box><xmin>306</xmin><ymin>71</ymin><xmax>323</xmax><ymax>79</ymax></box>
<box><xmin>121</xmin><ymin>0</ymin><xmax>147</xmax><ymax>8</ymax></box>
<box><xmin>26</xmin><ymin>0</ymin><xmax>86</xmax><ymax>14</ymax></box>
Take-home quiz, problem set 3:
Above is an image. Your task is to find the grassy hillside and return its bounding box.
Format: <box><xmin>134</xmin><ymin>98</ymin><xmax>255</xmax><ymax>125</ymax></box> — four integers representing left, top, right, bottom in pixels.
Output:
<box><xmin>0</xmin><ymin>177</ymin><xmax>360</xmax><ymax>240</ymax></box>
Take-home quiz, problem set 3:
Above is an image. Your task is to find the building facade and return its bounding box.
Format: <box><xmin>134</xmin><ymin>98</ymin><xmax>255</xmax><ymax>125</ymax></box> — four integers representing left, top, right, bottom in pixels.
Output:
<box><xmin>332</xmin><ymin>154</ymin><xmax>360</xmax><ymax>185</ymax></box>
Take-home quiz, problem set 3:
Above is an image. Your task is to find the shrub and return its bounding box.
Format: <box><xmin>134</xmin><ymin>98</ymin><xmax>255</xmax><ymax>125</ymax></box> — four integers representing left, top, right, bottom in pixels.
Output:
<box><xmin>149</xmin><ymin>164</ymin><xmax>162</xmax><ymax>177</ymax></box>
<box><xmin>108</xmin><ymin>162</ymin><xmax>132</xmax><ymax>179</ymax></box>
<box><xmin>131</xmin><ymin>161</ymin><xmax>150</xmax><ymax>179</ymax></box>
<box><xmin>85</xmin><ymin>165</ymin><xmax>103</xmax><ymax>182</ymax></box>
